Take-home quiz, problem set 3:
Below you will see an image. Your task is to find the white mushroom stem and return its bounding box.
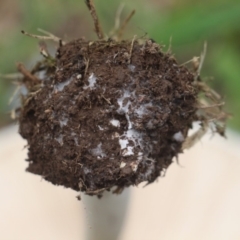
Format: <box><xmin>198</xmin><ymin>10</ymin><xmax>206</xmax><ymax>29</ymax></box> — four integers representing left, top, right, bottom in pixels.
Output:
<box><xmin>82</xmin><ymin>188</ymin><xmax>131</xmax><ymax>240</ymax></box>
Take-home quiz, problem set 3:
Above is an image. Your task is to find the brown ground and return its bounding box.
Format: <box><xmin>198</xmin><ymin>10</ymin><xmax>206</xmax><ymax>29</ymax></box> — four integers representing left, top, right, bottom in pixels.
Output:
<box><xmin>19</xmin><ymin>38</ymin><xmax>197</xmax><ymax>195</ymax></box>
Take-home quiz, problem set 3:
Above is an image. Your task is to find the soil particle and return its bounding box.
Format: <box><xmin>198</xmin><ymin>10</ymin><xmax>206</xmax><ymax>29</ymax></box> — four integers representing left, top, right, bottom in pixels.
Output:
<box><xmin>19</xmin><ymin>39</ymin><xmax>198</xmax><ymax>195</ymax></box>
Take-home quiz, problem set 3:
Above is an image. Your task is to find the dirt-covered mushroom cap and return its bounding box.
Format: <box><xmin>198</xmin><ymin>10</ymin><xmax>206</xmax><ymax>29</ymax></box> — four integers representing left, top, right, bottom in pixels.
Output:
<box><xmin>17</xmin><ymin>0</ymin><xmax>227</xmax><ymax>196</ymax></box>
<box><xmin>19</xmin><ymin>38</ymin><xmax>199</xmax><ymax>194</ymax></box>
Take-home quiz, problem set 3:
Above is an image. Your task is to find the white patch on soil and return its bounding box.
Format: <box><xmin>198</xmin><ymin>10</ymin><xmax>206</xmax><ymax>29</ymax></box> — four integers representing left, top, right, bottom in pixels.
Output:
<box><xmin>128</xmin><ymin>64</ymin><xmax>136</xmax><ymax>72</ymax></box>
<box><xmin>71</xmin><ymin>132</ymin><xmax>79</xmax><ymax>145</ymax></box>
<box><xmin>83</xmin><ymin>73</ymin><xmax>97</xmax><ymax>89</ymax></box>
<box><xmin>83</xmin><ymin>167</ymin><xmax>91</xmax><ymax>174</ymax></box>
<box><xmin>135</xmin><ymin>103</ymin><xmax>152</xmax><ymax>117</ymax></box>
<box><xmin>74</xmin><ymin>137</ymin><xmax>79</xmax><ymax>145</ymax></box>
<box><xmin>120</xmin><ymin>162</ymin><xmax>126</xmax><ymax>168</ymax></box>
<box><xmin>98</xmin><ymin>125</ymin><xmax>104</xmax><ymax>131</ymax></box>
<box><xmin>130</xmin><ymin>161</ymin><xmax>139</xmax><ymax>172</ymax></box>
<box><xmin>59</xmin><ymin>117</ymin><xmax>68</xmax><ymax>127</ymax></box>
<box><xmin>119</xmin><ymin>139</ymin><xmax>129</xmax><ymax>149</ymax></box>
<box><xmin>173</xmin><ymin>131</ymin><xmax>184</xmax><ymax>142</ymax></box>
<box><xmin>76</xmin><ymin>74</ymin><xmax>82</xmax><ymax>79</ymax></box>
<box><xmin>138</xmin><ymin>152</ymin><xmax>143</xmax><ymax>161</ymax></box>
<box><xmin>54</xmin><ymin>78</ymin><xmax>73</xmax><ymax>91</ymax></box>
<box><xmin>90</xmin><ymin>143</ymin><xmax>106</xmax><ymax>158</ymax></box>
<box><xmin>116</xmin><ymin>89</ymin><xmax>158</xmax><ymax>175</ymax></box>
<box><xmin>143</xmin><ymin>163</ymin><xmax>155</xmax><ymax>179</ymax></box>
<box><xmin>125</xmin><ymin>129</ymin><xmax>143</xmax><ymax>148</ymax></box>
<box><xmin>44</xmin><ymin>134</ymin><xmax>50</xmax><ymax>141</ymax></box>
<box><xmin>55</xmin><ymin>134</ymin><xmax>63</xmax><ymax>145</ymax></box>
<box><xmin>117</xmin><ymin>90</ymin><xmax>131</xmax><ymax>114</ymax></box>
<box><xmin>110</xmin><ymin>119</ymin><xmax>120</xmax><ymax>127</ymax></box>
<box><xmin>118</xmin><ymin>126</ymin><xmax>144</xmax><ymax>157</ymax></box>
<box><xmin>125</xmin><ymin>114</ymin><xmax>133</xmax><ymax>129</ymax></box>
<box><xmin>37</xmin><ymin>70</ymin><xmax>46</xmax><ymax>80</ymax></box>
<box><xmin>112</xmin><ymin>132</ymin><xmax>120</xmax><ymax>139</ymax></box>
<box><xmin>117</xmin><ymin>90</ymin><xmax>146</xmax><ymax>157</ymax></box>
<box><xmin>117</xmin><ymin>90</ymin><xmax>133</xmax><ymax>130</ymax></box>
<box><xmin>122</xmin><ymin>146</ymin><xmax>134</xmax><ymax>156</ymax></box>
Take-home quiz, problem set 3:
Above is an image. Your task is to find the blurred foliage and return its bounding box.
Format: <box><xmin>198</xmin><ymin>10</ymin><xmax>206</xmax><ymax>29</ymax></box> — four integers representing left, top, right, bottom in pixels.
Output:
<box><xmin>0</xmin><ymin>0</ymin><xmax>239</xmax><ymax>130</ymax></box>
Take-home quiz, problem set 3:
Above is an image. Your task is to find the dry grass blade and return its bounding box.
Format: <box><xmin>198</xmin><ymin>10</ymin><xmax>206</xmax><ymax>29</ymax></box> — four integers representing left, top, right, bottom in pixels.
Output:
<box><xmin>9</xmin><ymin>85</ymin><xmax>21</xmax><ymax>105</ymax></box>
<box><xmin>182</xmin><ymin>121</ymin><xmax>208</xmax><ymax>150</ymax></box>
<box><xmin>85</xmin><ymin>0</ymin><xmax>104</xmax><ymax>39</ymax></box>
<box><xmin>85</xmin><ymin>188</ymin><xmax>106</xmax><ymax>195</ymax></box>
<box><xmin>194</xmin><ymin>42</ymin><xmax>207</xmax><ymax>81</ymax></box>
<box><xmin>196</xmin><ymin>81</ymin><xmax>222</xmax><ymax>101</ymax></box>
<box><xmin>180</xmin><ymin>57</ymin><xmax>199</xmax><ymax>66</ymax></box>
<box><xmin>84</xmin><ymin>58</ymin><xmax>90</xmax><ymax>77</ymax></box>
<box><xmin>128</xmin><ymin>35</ymin><xmax>136</xmax><ymax>64</ymax></box>
<box><xmin>109</xmin><ymin>3</ymin><xmax>125</xmax><ymax>38</ymax></box>
<box><xmin>197</xmin><ymin>102</ymin><xmax>225</xmax><ymax>109</ymax></box>
<box><xmin>37</xmin><ymin>28</ymin><xmax>61</xmax><ymax>38</ymax></box>
<box><xmin>10</xmin><ymin>109</ymin><xmax>16</xmax><ymax>120</ymax></box>
<box><xmin>117</xmin><ymin>9</ymin><xmax>136</xmax><ymax>40</ymax></box>
<box><xmin>38</xmin><ymin>41</ymin><xmax>51</xmax><ymax>58</ymax></box>
<box><xmin>23</xmin><ymin>88</ymin><xmax>42</xmax><ymax>107</ymax></box>
<box><xmin>0</xmin><ymin>73</ymin><xmax>22</xmax><ymax>79</ymax></box>
<box><xmin>21</xmin><ymin>30</ymin><xmax>65</xmax><ymax>45</ymax></box>
<box><xmin>167</xmin><ymin>36</ymin><xmax>173</xmax><ymax>54</ymax></box>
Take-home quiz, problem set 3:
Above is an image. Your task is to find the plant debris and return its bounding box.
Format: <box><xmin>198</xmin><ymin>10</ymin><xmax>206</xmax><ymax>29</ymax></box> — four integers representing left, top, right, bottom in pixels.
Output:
<box><xmin>16</xmin><ymin>1</ymin><xmax>228</xmax><ymax>197</ymax></box>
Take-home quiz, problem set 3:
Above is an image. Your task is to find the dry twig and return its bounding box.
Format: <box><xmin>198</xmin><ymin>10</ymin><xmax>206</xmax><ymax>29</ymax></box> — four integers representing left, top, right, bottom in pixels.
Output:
<box><xmin>0</xmin><ymin>73</ymin><xmax>22</xmax><ymax>79</ymax></box>
<box><xmin>17</xmin><ymin>63</ymin><xmax>40</xmax><ymax>84</ymax></box>
<box><xmin>117</xmin><ymin>9</ymin><xmax>135</xmax><ymax>40</ymax></box>
<box><xmin>167</xmin><ymin>36</ymin><xmax>172</xmax><ymax>54</ymax></box>
<box><xmin>84</xmin><ymin>58</ymin><xmax>90</xmax><ymax>77</ymax></box>
<box><xmin>128</xmin><ymin>35</ymin><xmax>136</xmax><ymax>64</ymax></box>
<box><xmin>21</xmin><ymin>29</ymin><xmax>65</xmax><ymax>45</ymax></box>
<box><xmin>182</xmin><ymin>121</ymin><xmax>208</xmax><ymax>150</ymax></box>
<box><xmin>197</xmin><ymin>102</ymin><xmax>225</xmax><ymax>109</ymax></box>
<box><xmin>194</xmin><ymin>42</ymin><xmax>207</xmax><ymax>81</ymax></box>
<box><xmin>85</xmin><ymin>0</ymin><xmax>104</xmax><ymax>39</ymax></box>
<box><xmin>109</xmin><ymin>3</ymin><xmax>125</xmax><ymax>38</ymax></box>
<box><xmin>9</xmin><ymin>85</ymin><xmax>21</xmax><ymax>105</ymax></box>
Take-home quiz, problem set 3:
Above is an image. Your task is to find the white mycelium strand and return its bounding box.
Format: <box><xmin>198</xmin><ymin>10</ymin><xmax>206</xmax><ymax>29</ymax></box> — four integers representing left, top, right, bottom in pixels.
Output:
<box><xmin>173</xmin><ymin>131</ymin><xmax>184</xmax><ymax>142</ymax></box>
<box><xmin>110</xmin><ymin>119</ymin><xmax>120</xmax><ymax>127</ymax></box>
<box><xmin>83</xmin><ymin>73</ymin><xmax>97</xmax><ymax>89</ymax></box>
<box><xmin>54</xmin><ymin>77</ymin><xmax>73</xmax><ymax>91</ymax></box>
<box><xmin>91</xmin><ymin>143</ymin><xmax>106</xmax><ymax>158</ymax></box>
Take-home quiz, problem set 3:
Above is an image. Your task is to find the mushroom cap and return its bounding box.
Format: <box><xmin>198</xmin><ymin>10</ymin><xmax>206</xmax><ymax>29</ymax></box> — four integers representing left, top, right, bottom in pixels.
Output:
<box><xmin>19</xmin><ymin>39</ymin><xmax>198</xmax><ymax>194</ymax></box>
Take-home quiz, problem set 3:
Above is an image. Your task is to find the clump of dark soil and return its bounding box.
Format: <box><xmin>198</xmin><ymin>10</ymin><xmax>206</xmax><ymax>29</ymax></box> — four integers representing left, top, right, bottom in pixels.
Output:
<box><xmin>19</xmin><ymin>38</ymin><xmax>198</xmax><ymax>194</ymax></box>
<box><xmin>16</xmin><ymin>1</ymin><xmax>227</xmax><ymax>197</ymax></box>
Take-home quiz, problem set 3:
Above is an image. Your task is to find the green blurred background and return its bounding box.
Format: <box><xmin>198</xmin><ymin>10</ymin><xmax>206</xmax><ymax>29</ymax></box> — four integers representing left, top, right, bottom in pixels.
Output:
<box><xmin>0</xmin><ymin>0</ymin><xmax>239</xmax><ymax>130</ymax></box>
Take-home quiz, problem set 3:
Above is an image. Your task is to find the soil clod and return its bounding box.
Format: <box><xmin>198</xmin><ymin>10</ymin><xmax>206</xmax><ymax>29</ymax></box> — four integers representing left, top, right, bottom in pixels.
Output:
<box><xmin>19</xmin><ymin>38</ymin><xmax>200</xmax><ymax>194</ymax></box>
<box><xmin>17</xmin><ymin>3</ymin><xmax>227</xmax><ymax>197</ymax></box>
